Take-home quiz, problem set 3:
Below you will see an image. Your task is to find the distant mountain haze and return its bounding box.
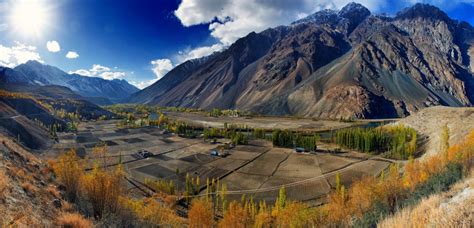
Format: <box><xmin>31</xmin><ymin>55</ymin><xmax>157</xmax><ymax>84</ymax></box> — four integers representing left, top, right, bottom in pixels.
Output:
<box><xmin>128</xmin><ymin>3</ymin><xmax>474</xmax><ymax>119</ymax></box>
<box><xmin>0</xmin><ymin>60</ymin><xmax>139</xmax><ymax>103</ymax></box>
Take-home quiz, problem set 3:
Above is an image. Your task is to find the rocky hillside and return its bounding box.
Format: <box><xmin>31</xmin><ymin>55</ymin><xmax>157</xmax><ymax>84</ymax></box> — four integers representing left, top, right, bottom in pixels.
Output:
<box><xmin>0</xmin><ymin>134</ymin><xmax>62</xmax><ymax>226</ymax></box>
<box><xmin>0</xmin><ymin>88</ymin><xmax>113</xmax><ymax>150</ymax></box>
<box><xmin>1</xmin><ymin>61</ymin><xmax>138</xmax><ymax>103</ymax></box>
<box><xmin>129</xmin><ymin>3</ymin><xmax>474</xmax><ymax>119</ymax></box>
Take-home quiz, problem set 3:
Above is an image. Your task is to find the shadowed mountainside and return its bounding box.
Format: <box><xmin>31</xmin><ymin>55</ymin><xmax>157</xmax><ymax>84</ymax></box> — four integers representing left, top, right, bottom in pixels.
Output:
<box><xmin>129</xmin><ymin>3</ymin><xmax>474</xmax><ymax>119</ymax></box>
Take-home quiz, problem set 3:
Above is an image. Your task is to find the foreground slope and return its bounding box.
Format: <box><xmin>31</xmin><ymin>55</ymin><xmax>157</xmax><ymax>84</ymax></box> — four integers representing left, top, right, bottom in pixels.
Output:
<box><xmin>379</xmin><ymin>174</ymin><xmax>474</xmax><ymax>227</ymax></box>
<box><xmin>398</xmin><ymin>106</ymin><xmax>474</xmax><ymax>158</ymax></box>
<box><xmin>130</xmin><ymin>3</ymin><xmax>474</xmax><ymax>119</ymax></box>
<box><xmin>0</xmin><ymin>134</ymin><xmax>63</xmax><ymax>226</ymax></box>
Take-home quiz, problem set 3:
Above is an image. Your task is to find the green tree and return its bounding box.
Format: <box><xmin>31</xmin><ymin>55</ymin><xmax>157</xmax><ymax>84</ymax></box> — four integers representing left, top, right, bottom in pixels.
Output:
<box><xmin>440</xmin><ymin>124</ymin><xmax>450</xmax><ymax>154</ymax></box>
<box><xmin>277</xmin><ymin>186</ymin><xmax>287</xmax><ymax>209</ymax></box>
<box><xmin>335</xmin><ymin>173</ymin><xmax>342</xmax><ymax>193</ymax></box>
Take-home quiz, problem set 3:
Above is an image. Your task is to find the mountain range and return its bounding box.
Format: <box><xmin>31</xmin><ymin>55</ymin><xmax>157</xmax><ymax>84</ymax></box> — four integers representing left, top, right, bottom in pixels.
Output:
<box><xmin>129</xmin><ymin>3</ymin><xmax>474</xmax><ymax>119</ymax></box>
<box><xmin>0</xmin><ymin>3</ymin><xmax>472</xmax><ymax>119</ymax></box>
<box><xmin>0</xmin><ymin>60</ymin><xmax>138</xmax><ymax>104</ymax></box>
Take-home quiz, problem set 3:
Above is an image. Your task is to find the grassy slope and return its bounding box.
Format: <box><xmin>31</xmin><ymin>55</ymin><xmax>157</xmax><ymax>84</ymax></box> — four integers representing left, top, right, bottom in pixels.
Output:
<box><xmin>378</xmin><ymin>172</ymin><xmax>473</xmax><ymax>227</ymax></box>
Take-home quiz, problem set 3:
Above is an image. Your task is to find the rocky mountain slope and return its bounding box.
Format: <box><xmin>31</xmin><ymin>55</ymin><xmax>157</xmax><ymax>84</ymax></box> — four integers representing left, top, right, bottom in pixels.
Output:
<box><xmin>129</xmin><ymin>3</ymin><xmax>474</xmax><ymax>119</ymax></box>
<box><xmin>1</xmin><ymin>61</ymin><xmax>138</xmax><ymax>103</ymax></box>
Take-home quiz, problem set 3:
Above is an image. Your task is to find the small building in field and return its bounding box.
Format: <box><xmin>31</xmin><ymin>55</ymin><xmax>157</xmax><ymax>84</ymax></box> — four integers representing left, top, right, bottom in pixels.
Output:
<box><xmin>295</xmin><ymin>147</ymin><xmax>305</xmax><ymax>153</ymax></box>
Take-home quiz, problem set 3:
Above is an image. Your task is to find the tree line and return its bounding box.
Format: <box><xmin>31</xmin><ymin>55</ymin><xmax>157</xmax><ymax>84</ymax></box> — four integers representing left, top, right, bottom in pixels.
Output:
<box><xmin>334</xmin><ymin>125</ymin><xmax>417</xmax><ymax>159</ymax></box>
<box><xmin>272</xmin><ymin>129</ymin><xmax>319</xmax><ymax>151</ymax></box>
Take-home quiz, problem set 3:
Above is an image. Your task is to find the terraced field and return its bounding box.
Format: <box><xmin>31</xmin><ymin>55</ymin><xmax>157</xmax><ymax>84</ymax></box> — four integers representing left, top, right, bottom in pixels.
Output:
<box><xmin>45</xmin><ymin>120</ymin><xmax>392</xmax><ymax>204</ymax></box>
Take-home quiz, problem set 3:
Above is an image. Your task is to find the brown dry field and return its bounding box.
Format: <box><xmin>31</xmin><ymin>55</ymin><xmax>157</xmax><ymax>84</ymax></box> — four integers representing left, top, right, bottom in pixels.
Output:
<box><xmin>164</xmin><ymin>111</ymin><xmax>364</xmax><ymax>131</ymax></box>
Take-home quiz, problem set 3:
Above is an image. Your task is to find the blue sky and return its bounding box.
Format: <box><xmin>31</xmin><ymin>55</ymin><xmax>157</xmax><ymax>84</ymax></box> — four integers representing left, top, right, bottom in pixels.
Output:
<box><xmin>0</xmin><ymin>0</ymin><xmax>473</xmax><ymax>89</ymax></box>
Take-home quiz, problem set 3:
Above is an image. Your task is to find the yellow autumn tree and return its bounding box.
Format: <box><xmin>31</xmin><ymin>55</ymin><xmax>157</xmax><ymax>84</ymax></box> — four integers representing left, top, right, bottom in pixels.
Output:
<box><xmin>218</xmin><ymin>201</ymin><xmax>252</xmax><ymax>227</ymax></box>
<box><xmin>52</xmin><ymin>149</ymin><xmax>84</xmax><ymax>202</ymax></box>
<box><xmin>122</xmin><ymin>197</ymin><xmax>184</xmax><ymax>226</ymax></box>
<box><xmin>253</xmin><ymin>201</ymin><xmax>271</xmax><ymax>228</ymax></box>
<box><xmin>347</xmin><ymin>176</ymin><xmax>378</xmax><ymax>218</ymax></box>
<box><xmin>158</xmin><ymin>113</ymin><xmax>167</xmax><ymax>126</ymax></box>
<box><xmin>81</xmin><ymin>164</ymin><xmax>125</xmax><ymax>219</ymax></box>
<box><xmin>92</xmin><ymin>144</ymin><xmax>111</xmax><ymax>168</ymax></box>
<box><xmin>273</xmin><ymin>201</ymin><xmax>314</xmax><ymax>227</ymax></box>
<box><xmin>188</xmin><ymin>198</ymin><xmax>214</xmax><ymax>228</ymax></box>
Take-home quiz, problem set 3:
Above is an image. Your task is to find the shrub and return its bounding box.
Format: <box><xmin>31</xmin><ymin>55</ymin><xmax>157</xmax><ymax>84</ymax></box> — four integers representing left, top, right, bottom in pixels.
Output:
<box><xmin>21</xmin><ymin>182</ymin><xmax>37</xmax><ymax>195</ymax></box>
<box><xmin>0</xmin><ymin>170</ymin><xmax>8</xmax><ymax>198</ymax></box>
<box><xmin>56</xmin><ymin>213</ymin><xmax>93</xmax><ymax>228</ymax></box>
<box><xmin>46</xmin><ymin>185</ymin><xmax>61</xmax><ymax>198</ymax></box>
<box><xmin>352</xmin><ymin>201</ymin><xmax>389</xmax><ymax>228</ymax></box>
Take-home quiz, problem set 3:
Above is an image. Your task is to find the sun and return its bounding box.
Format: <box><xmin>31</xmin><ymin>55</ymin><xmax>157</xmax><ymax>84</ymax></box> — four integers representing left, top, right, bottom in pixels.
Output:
<box><xmin>9</xmin><ymin>0</ymin><xmax>52</xmax><ymax>37</ymax></box>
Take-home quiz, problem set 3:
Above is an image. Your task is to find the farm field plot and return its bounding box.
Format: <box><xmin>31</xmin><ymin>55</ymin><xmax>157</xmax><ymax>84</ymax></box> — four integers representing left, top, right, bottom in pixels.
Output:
<box><xmin>44</xmin><ymin>120</ymin><xmax>392</xmax><ymax>204</ymax></box>
<box><xmin>325</xmin><ymin>160</ymin><xmax>391</xmax><ymax>188</ymax></box>
<box><xmin>237</xmin><ymin>148</ymin><xmax>289</xmax><ymax>176</ymax></box>
<box><xmin>219</xmin><ymin>148</ymin><xmax>391</xmax><ymax>203</ymax></box>
<box><xmin>274</xmin><ymin>154</ymin><xmax>323</xmax><ymax>178</ymax></box>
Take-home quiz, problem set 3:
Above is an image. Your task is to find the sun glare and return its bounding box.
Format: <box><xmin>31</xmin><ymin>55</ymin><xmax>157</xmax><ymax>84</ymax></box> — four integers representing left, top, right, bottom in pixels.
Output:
<box><xmin>9</xmin><ymin>0</ymin><xmax>51</xmax><ymax>37</ymax></box>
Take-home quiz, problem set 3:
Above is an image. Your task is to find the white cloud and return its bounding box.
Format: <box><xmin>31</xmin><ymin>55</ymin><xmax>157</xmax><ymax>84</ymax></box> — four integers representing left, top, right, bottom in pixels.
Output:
<box><xmin>46</xmin><ymin>40</ymin><xmax>61</xmax><ymax>53</ymax></box>
<box><xmin>69</xmin><ymin>64</ymin><xmax>126</xmax><ymax>80</ymax></box>
<box><xmin>151</xmin><ymin>59</ymin><xmax>174</xmax><ymax>80</ymax></box>
<box><xmin>130</xmin><ymin>79</ymin><xmax>159</xmax><ymax>89</ymax></box>
<box><xmin>175</xmin><ymin>0</ymin><xmax>387</xmax><ymax>46</ymax></box>
<box><xmin>0</xmin><ymin>23</ymin><xmax>7</xmax><ymax>32</ymax></box>
<box><xmin>128</xmin><ymin>59</ymin><xmax>175</xmax><ymax>89</ymax></box>
<box><xmin>65</xmin><ymin>51</ymin><xmax>79</xmax><ymax>59</ymax></box>
<box><xmin>173</xmin><ymin>0</ymin><xmax>474</xmax><ymax>62</ymax></box>
<box><xmin>174</xmin><ymin>0</ymin><xmax>474</xmax><ymax>47</ymax></box>
<box><xmin>99</xmin><ymin>71</ymin><xmax>126</xmax><ymax>80</ymax></box>
<box><xmin>0</xmin><ymin>41</ymin><xmax>42</xmax><ymax>68</ymax></box>
<box><xmin>177</xmin><ymin>43</ymin><xmax>224</xmax><ymax>62</ymax></box>
<box><xmin>69</xmin><ymin>69</ymin><xmax>92</xmax><ymax>76</ymax></box>
<box><xmin>173</xmin><ymin>0</ymin><xmax>387</xmax><ymax>63</ymax></box>
<box><xmin>90</xmin><ymin>64</ymin><xmax>111</xmax><ymax>74</ymax></box>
